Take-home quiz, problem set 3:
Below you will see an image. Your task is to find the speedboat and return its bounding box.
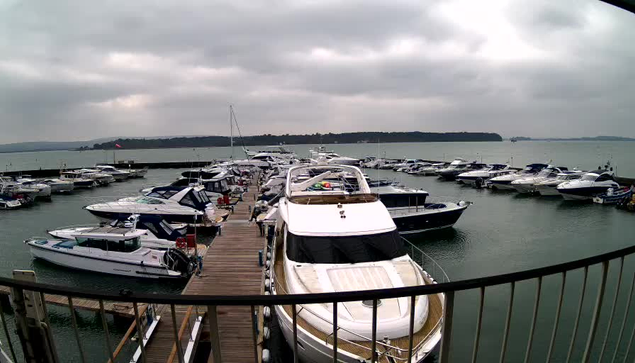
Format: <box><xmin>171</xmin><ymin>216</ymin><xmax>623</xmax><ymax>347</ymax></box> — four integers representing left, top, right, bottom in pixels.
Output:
<box><xmin>95</xmin><ymin>165</ymin><xmax>131</xmax><ymax>181</ymax></box>
<box><xmin>557</xmin><ymin>171</ymin><xmax>621</xmax><ymax>201</ymax></box>
<box><xmin>456</xmin><ymin>164</ymin><xmax>513</xmax><ymax>187</ymax></box>
<box><xmin>436</xmin><ymin>158</ymin><xmax>470</xmax><ymax>181</ymax></box>
<box><xmin>76</xmin><ymin>169</ymin><xmax>115</xmax><ymax>186</ymax></box>
<box><xmin>593</xmin><ymin>187</ymin><xmax>634</xmax><ymax>205</ymax></box>
<box><xmin>393</xmin><ymin>159</ymin><xmax>426</xmax><ymax>172</ymax></box>
<box><xmin>405</xmin><ymin>162</ymin><xmax>433</xmax><ymax>174</ymax></box>
<box><xmin>372</xmin><ymin>184</ymin><xmax>470</xmax><ymax>234</ymax></box>
<box><xmin>25</xmin><ymin>230</ymin><xmax>195</xmax><ymax>279</ymax></box>
<box><xmin>60</xmin><ymin>171</ymin><xmax>97</xmax><ymax>189</ymax></box>
<box><xmin>40</xmin><ymin>178</ymin><xmax>75</xmax><ymax>193</ymax></box>
<box><xmin>510</xmin><ymin>166</ymin><xmax>568</xmax><ymax>194</ymax></box>
<box><xmin>85</xmin><ymin>186</ymin><xmax>224</xmax><ymax>227</ymax></box>
<box><xmin>14</xmin><ymin>178</ymin><xmax>52</xmax><ymax>200</ymax></box>
<box><xmin>0</xmin><ymin>195</ymin><xmax>23</xmax><ymax>210</ymax></box>
<box><xmin>415</xmin><ymin>162</ymin><xmax>446</xmax><ymax>176</ymax></box>
<box><xmin>271</xmin><ymin>164</ymin><xmax>444</xmax><ymax>362</ymax></box>
<box><xmin>127</xmin><ymin>167</ymin><xmax>149</xmax><ymax>178</ymax></box>
<box><xmin>535</xmin><ymin>171</ymin><xmax>584</xmax><ymax>196</ymax></box>
<box><xmin>488</xmin><ymin>163</ymin><xmax>548</xmax><ymax>190</ymax></box>
<box><xmin>48</xmin><ymin>214</ymin><xmax>185</xmax><ymax>250</ymax></box>
<box><xmin>0</xmin><ymin>177</ymin><xmax>40</xmax><ymax>202</ymax></box>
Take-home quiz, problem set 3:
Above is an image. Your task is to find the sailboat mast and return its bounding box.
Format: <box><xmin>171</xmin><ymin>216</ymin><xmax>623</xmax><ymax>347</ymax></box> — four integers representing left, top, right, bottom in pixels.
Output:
<box><xmin>230</xmin><ymin>105</ymin><xmax>234</xmax><ymax>159</ymax></box>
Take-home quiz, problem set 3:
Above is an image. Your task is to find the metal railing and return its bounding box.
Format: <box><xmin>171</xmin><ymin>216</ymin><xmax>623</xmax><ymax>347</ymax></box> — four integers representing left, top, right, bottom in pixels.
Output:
<box><xmin>1</xmin><ymin>243</ymin><xmax>635</xmax><ymax>362</ymax></box>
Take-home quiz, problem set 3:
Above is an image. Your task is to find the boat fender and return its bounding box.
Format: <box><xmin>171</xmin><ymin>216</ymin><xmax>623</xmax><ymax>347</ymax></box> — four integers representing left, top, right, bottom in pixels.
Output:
<box><xmin>258</xmin><ymin>250</ymin><xmax>264</xmax><ymax>267</ymax></box>
<box><xmin>263</xmin><ymin>307</ymin><xmax>271</xmax><ymax>319</ymax></box>
<box><xmin>266</xmin><ymin>251</ymin><xmax>272</xmax><ymax>260</ymax></box>
<box><xmin>262</xmin><ymin>349</ymin><xmax>271</xmax><ymax>362</ymax></box>
<box><xmin>265</xmin><ymin>260</ymin><xmax>271</xmax><ymax>268</ymax></box>
<box><xmin>264</xmin><ymin>279</ymin><xmax>271</xmax><ymax>290</ymax></box>
<box><xmin>264</xmin><ymin>291</ymin><xmax>270</xmax><ymax>296</ymax></box>
<box><xmin>263</xmin><ymin>326</ymin><xmax>270</xmax><ymax>340</ymax></box>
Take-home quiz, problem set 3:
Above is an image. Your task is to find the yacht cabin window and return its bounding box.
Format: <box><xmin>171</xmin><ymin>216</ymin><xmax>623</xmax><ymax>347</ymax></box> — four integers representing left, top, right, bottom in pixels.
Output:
<box><xmin>77</xmin><ymin>237</ymin><xmax>141</xmax><ymax>252</ymax></box>
<box><xmin>286</xmin><ymin>230</ymin><xmax>406</xmax><ymax>264</ymax></box>
<box><xmin>136</xmin><ymin>197</ymin><xmax>165</xmax><ymax>204</ymax></box>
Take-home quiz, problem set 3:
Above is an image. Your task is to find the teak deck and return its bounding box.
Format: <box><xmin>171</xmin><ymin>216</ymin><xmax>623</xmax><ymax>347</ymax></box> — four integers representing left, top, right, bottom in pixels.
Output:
<box><xmin>140</xmin><ymin>186</ymin><xmax>266</xmax><ymax>363</ymax></box>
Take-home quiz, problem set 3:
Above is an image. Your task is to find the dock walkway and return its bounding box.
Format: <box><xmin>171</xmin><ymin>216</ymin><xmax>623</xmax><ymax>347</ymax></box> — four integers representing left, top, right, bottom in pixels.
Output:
<box><xmin>139</xmin><ymin>186</ymin><xmax>266</xmax><ymax>363</ymax></box>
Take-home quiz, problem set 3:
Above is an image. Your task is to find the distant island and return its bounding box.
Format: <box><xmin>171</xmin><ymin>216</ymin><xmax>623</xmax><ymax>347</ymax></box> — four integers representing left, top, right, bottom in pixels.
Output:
<box><xmin>90</xmin><ymin>132</ymin><xmax>503</xmax><ymax>150</ymax></box>
<box><xmin>508</xmin><ymin>136</ymin><xmax>635</xmax><ymax>142</ymax></box>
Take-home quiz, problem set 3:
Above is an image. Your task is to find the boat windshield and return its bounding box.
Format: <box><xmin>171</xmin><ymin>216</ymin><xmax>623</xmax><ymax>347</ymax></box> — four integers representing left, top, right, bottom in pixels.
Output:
<box><xmin>286</xmin><ymin>230</ymin><xmax>406</xmax><ymax>264</ymax></box>
<box><xmin>77</xmin><ymin>237</ymin><xmax>141</xmax><ymax>252</ymax></box>
<box><xmin>135</xmin><ymin>197</ymin><xmax>165</xmax><ymax>205</ymax></box>
<box><xmin>581</xmin><ymin>174</ymin><xmax>597</xmax><ymax>181</ymax></box>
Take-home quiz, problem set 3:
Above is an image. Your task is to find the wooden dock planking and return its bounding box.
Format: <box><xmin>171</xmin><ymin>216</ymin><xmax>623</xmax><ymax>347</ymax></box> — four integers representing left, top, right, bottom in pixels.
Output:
<box><xmin>0</xmin><ymin>286</ymin><xmax>141</xmax><ymax>318</ymax></box>
<box><xmin>139</xmin><ymin>184</ymin><xmax>266</xmax><ymax>363</ymax></box>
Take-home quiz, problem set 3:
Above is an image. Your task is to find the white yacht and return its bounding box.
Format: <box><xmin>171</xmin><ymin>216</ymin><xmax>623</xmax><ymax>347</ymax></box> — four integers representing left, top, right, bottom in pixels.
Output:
<box><xmin>76</xmin><ymin>169</ymin><xmax>115</xmax><ymax>186</ymax></box>
<box><xmin>95</xmin><ymin>165</ymin><xmax>131</xmax><ymax>181</ymax></box>
<box><xmin>488</xmin><ymin>163</ymin><xmax>548</xmax><ymax>190</ymax></box>
<box><xmin>85</xmin><ymin>186</ymin><xmax>224</xmax><ymax>227</ymax></box>
<box><xmin>456</xmin><ymin>164</ymin><xmax>513</xmax><ymax>187</ymax></box>
<box><xmin>272</xmin><ymin>165</ymin><xmax>444</xmax><ymax>363</ymax></box>
<box><xmin>25</xmin><ymin>230</ymin><xmax>195</xmax><ymax>279</ymax></box>
<box><xmin>310</xmin><ymin>146</ymin><xmax>360</xmax><ymax>166</ymax></box>
<box><xmin>393</xmin><ymin>159</ymin><xmax>426</xmax><ymax>172</ymax></box>
<box><xmin>557</xmin><ymin>171</ymin><xmax>620</xmax><ymax>201</ymax></box>
<box><xmin>535</xmin><ymin>171</ymin><xmax>585</xmax><ymax>196</ymax></box>
<box><xmin>48</xmin><ymin>215</ymin><xmax>183</xmax><ymax>250</ymax></box>
<box><xmin>13</xmin><ymin>178</ymin><xmax>52</xmax><ymax>200</ymax></box>
<box><xmin>40</xmin><ymin>178</ymin><xmax>75</xmax><ymax>193</ymax></box>
<box><xmin>60</xmin><ymin>171</ymin><xmax>97</xmax><ymax>189</ymax></box>
<box><xmin>510</xmin><ymin>166</ymin><xmax>569</xmax><ymax>194</ymax></box>
<box><xmin>415</xmin><ymin>162</ymin><xmax>446</xmax><ymax>176</ymax></box>
<box><xmin>0</xmin><ymin>196</ymin><xmax>22</xmax><ymax>210</ymax></box>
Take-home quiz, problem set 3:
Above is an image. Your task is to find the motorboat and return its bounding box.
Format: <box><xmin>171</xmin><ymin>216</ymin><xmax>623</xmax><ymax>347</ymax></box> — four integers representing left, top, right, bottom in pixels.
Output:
<box><xmin>25</xmin><ymin>230</ymin><xmax>196</xmax><ymax>279</ymax></box>
<box><xmin>310</xmin><ymin>146</ymin><xmax>360</xmax><ymax>166</ymax></box>
<box><xmin>76</xmin><ymin>169</ymin><xmax>115</xmax><ymax>186</ymax></box>
<box><xmin>271</xmin><ymin>164</ymin><xmax>444</xmax><ymax>362</ymax></box>
<box><xmin>393</xmin><ymin>159</ymin><xmax>426</xmax><ymax>172</ymax></box>
<box><xmin>510</xmin><ymin>166</ymin><xmax>569</xmax><ymax>194</ymax></box>
<box><xmin>436</xmin><ymin>159</ymin><xmax>471</xmax><ymax>181</ymax></box>
<box><xmin>456</xmin><ymin>164</ymin><xmax>513</xmax><ymax>187</ymax></box>
<box><xmin>60</xmin><ymin>171</ymin><xmax>97</xmax><ymax>189</ymax></box>
<box><xmin>0</xmin><ymin>177</ymin><xmax>40</xmax><ymax>202</ymax></box>
<box><xmin>144</xmin><ymin>168</ymin><xmax>235</xmax><ymax>201</ymax></box>
<box><xmin>372</xmin><ymin>184</ymin><xmax>470</xmax><ymax>234</ymax></box>
<box><xmin>534</xmin><ymin>171</ymin><xmax>584</xmax><ymax>196</ymax></box>
<box><xmin>48</xmin><ymin>214</ymin><xmax>186</xmax><ymax>250</ymax></box>
<box><xmin>243</xmin><ymin>145</ymin><xmax>295</xmax><ymax>159</ymax></box>
<box><xmin>14</xmin><ymin>178</ymin><xmax>52</xmax><ymax>200</ymax></box>
<box><xmin>593</xmin><ymin>187</ymin><xmax>633</xmax><ymax>205</ymax></box>
<box><xmin>85</xmin><ymin>186</ymin><xmax>224</xmax><ymax>227</ymax></box>
<box><xmin>95</xmin><ymin>165</ymin><xmax>131</xmax><ymax>181</ymax></box>
<box><xmin>557</xmin><ymin>171</ymin><xmax>621</xmax><ymax>201</ymax></box>
<box><xmin>40</xmin><ymin>178</ymin><xmax>75</xmax><ymax>193</ymax></box>
<box><xmin>488</xmin><ymin>163</ymin><xmax>549</xmax><ymax>190</ymax></box>
<box><xmin>0</xmin><ymin>195</ymin><xmax>22</xmax><ymax>210</ymax></box>
<box><xmin>415</xmin><ymin>162</ymin><xmax>446</xmax><ymax>176</ymax></box>
<box><xmin>405</xmin><ymin>162</ymin><xmax>433</xmax><ymax>174</ymax></box>
<box><xmin>127</xmin><ymin>166</ymin><xmax>149</xmax><ymax>178</ymax></box>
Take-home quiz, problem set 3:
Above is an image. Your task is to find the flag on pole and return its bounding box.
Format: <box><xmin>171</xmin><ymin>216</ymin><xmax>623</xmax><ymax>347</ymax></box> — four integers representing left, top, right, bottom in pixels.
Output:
<box><xmin>115</xmin><ymin>144</ymin><xmax>122</xmax><ymax>148</ymax></box>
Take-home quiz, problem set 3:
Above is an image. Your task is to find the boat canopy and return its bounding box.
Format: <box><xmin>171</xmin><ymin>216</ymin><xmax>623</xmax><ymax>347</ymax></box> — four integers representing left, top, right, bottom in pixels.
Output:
<box><xmin>286</xmin><ymin>230</ymin><xmax>406</xmax><ymax>264</ymax></box>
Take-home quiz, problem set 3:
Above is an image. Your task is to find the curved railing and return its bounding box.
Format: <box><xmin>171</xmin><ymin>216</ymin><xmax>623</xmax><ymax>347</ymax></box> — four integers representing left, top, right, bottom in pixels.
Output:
<box><xmin>0</xmin><ymin>243</ymin><xmax>634</xmax><ymax>362</ymax></box>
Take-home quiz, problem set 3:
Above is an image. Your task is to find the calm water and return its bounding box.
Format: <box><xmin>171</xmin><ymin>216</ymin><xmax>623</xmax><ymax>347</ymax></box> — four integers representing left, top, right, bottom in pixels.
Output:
<box><xmin>1</xmin><ymin>141</ymin><xmax>634</xmax><ymax>362</ymax></box>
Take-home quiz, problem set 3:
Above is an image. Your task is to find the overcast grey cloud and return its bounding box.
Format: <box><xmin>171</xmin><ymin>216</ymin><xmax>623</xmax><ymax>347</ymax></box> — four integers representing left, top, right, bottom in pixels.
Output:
<box><xmin>0</xmin><ymin>0</ymin><xmax>634</xmax><ymax>143</ymax></box>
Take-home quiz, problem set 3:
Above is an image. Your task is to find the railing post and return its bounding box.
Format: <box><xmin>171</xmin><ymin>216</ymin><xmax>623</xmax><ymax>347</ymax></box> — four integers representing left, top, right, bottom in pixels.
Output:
<box><xmin>250</xmin><ymin>305</ymin><xmax>258</xmax><ymax>363</ymax></box>
<box><xmin>499</xmin><ymin>282</ymin><xmax>515</xmax><ymax>363</ymax></box>
<box><xmin>523</xmin><ymin>276</ymin><xmax>542</xmax><ymax>363</ymax></box>
<box><xmin>371</xmin><ymin>299</ymin><xmax>378</xmax><ymax>363</ymax></box>
<box><xmin>611</xmin><ymin>272</ymin><xmax>635</xmax><ymax>363</ymax></box>
<box><xmin>439</xmin><ymin>291</ymin><xmax>455</xmax><ymax>363</ymax></box>
<box><xmin>332</xmin><ymin>302</ymin><xmax>338</xmax><ymax>363</ymax></box>
<box><xmin>472</xmin><ymin>287</ymin><xmax>485</xmax><ymax>363</ymax></box>
<box><xmin>292</xmin><ymin>304</ymin><xmax>299</xmax><ymax>363</ymax></box>
<box><xmin>581</xmin><ymin>261</ymin><xmax>609</xmax><ymax>363</ymax></box>
<box><xmin>171</xmin><ymin>305</ymin><xmax>185</xmax><ymax>363</ymax></box>
<box><xmin>207</xmin><ymin>305</ymin><xmax>222</xmax><ymax>363</ymax></box>
<box><xmin>132</xmin><ymin>302</ymin><xmax>146</xmax><ymax>363</ymax></box>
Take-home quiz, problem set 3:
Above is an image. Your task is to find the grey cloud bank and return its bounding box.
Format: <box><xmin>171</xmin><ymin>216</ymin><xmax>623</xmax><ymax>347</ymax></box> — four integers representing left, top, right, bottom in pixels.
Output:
<box><xmin>0</xmin><ymin>0</ymin><xmax>634</xmax><ymax>143</ymax></box>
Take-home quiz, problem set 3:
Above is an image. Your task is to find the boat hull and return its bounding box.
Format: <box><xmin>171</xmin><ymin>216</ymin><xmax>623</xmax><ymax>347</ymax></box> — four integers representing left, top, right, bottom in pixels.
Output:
<box><xmin>558</xmin><ymin>186</ymin><xmax>614</xmax><ymax>201</ymax></box>
<box><xmin>28</xmin><ymin>244</ymin><xmax>180</xmax><ymax>279</ymax></box>
<box><xmin>535</xmin><ymin>184</ymin><xmax>561</xmax><ymax>196</ymax></box>
<box><xmin>390</xmin><ymin>204</ymin><xmax>468</xmax><ymax>234</ymax></box>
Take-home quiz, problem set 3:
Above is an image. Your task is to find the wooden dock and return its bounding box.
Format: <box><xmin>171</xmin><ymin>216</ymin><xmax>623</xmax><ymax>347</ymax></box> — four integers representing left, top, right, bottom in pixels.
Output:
<box><xmin>134</xmin><ymin>185</ymin><xmax>266</xmax><ymax>363</ymax></box>
<box><xmin>0</xmin><ymin>286</ymin><xmax>142</xmax><ymax>318</ymax></box>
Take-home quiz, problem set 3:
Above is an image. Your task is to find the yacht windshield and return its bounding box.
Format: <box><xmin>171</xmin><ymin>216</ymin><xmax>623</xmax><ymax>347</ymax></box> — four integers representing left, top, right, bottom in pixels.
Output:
<box><xmin>135</xmin><ymin>197</ymin><xmax>164</xmax><ymax>204</ymax></box>
<box><xmin>286</xmin><ymin>230</ymin><xmax>406</xmax><ymax>264</ymax></box>
<box><xmin>581</xmin><ymin>174</ymin><xmax>597</xmax><ymax>181</ymax></box>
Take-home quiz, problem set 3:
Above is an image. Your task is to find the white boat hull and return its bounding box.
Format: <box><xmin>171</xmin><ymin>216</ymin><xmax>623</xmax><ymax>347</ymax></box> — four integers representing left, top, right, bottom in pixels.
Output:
<box><xmin>535</xmin><ymin>185</ymin><xmax>561</xmax><ymax>196</ymax></box>
<box><xmin>28</xmin><ymin>244</ymin><xmax>179</xmax><ymax>279</ymax></box>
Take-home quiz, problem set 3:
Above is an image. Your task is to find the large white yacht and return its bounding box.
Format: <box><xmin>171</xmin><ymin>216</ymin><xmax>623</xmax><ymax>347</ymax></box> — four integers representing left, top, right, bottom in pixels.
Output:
<box><xmin>557</xmin><ymin>171</ymin><xmax>621</xmax><ymax>201</ymax></box>
<box><xmin>271</xmin><ymin>165</ymin><xmax>444</xmax><ymax>363</ymax></box>
<box><xmin>85</xmin><ymin>186</ymin><xmax>224</xmax><ymax>227</ymax></box>
<box><xmin>488</xmin><ymin>163</ymin><xmax>548</xmax><ymax>190</ymax></box>
<box><xmin>309</xmin><ymin>146</ymin><xmax>360</xmax><ymax>166</ymax></box>
<box><xmin>535</xmin><ymin>171</ymin><xmax>585</xmax><ymax>196</ymax></box>
<box><xmin>510</xmin><ymin>166</ymin><xmax>568</xmax><ymax>194</ymax></box>
<box><xmin>95</xmin><ymin>165</ymin><xmax>131</xmax><ymax>181</ymax></box>
<box><xmin>456</xmin><ymin>164</ymin><xmax>513</xmax><ymax>187</ymax></box>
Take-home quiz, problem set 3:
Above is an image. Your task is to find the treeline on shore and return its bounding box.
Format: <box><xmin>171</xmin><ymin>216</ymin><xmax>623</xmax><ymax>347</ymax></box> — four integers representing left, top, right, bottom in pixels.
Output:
<box><xmin>90</xmin><ymin>131</ymin><xmax>503</xmax><ymax>150</ymax></box>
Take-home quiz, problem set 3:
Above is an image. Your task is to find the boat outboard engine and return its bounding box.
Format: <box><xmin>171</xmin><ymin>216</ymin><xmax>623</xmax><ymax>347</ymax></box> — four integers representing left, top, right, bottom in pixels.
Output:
<box><xmin>163</xmin><ymin>249</ymin><xmax>197</xmax><ymax>277</ymax></box>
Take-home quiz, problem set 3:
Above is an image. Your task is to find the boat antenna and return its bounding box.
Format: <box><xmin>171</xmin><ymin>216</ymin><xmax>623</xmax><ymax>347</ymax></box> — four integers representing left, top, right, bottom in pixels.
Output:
<box><xmin>230</xmin><ymin>105</ymin><xmax>234</xmax><ymax>160</ymax></box>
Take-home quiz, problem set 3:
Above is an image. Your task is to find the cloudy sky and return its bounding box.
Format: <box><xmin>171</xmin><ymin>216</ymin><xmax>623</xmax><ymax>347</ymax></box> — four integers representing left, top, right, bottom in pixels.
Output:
<box><xmin>0</xmin><ymin>0</ymin><xmax>634</xmax><ymax>143</ymax></box>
